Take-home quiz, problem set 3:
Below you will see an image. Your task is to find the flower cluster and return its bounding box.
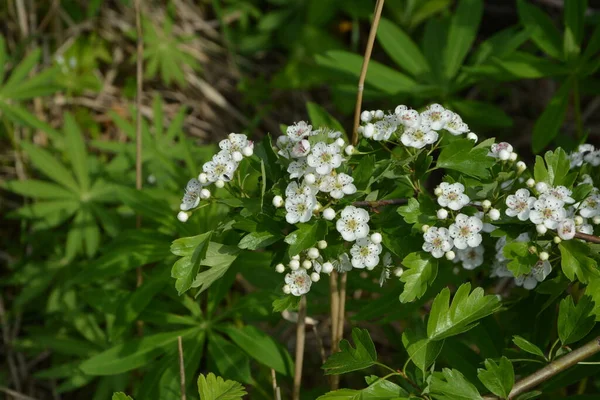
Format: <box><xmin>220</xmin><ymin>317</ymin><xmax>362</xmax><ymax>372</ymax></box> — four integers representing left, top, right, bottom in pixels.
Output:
<box><xmin>569</xmin><ymin>144</ymin><xmax>600</xmax><ymax>167</ymax></box>
<box><xmin>276</xmin><ymin>244</ymin><xmax>333</xmax><ymax>296</ymax></box>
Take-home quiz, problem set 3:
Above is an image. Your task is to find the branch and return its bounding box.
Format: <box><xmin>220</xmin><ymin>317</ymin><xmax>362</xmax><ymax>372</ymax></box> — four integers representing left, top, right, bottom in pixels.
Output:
<box><xmin>293</xmin><ymin>296</ymin><xmax>307</xmax><ymax>400</ymax></box>
<box><xmin>351</xmin><ymin>0</ymin><xmax>385</xmax><ymax>146</ymax></box>
<box><xmin>574</xmin><ymin>232</ymin><xmax>600</xmax><ymax>244</ymax></box>
<box><xmin>483</xmin><ymin>337</ymin><xmax>600</xmax><ymax>400</ymax></box>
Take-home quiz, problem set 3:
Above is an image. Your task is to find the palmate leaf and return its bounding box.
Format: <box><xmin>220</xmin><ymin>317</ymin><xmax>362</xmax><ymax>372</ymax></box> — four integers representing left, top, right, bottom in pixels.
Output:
<box><xmin>430</xmin><ymin>368</ymin><xmax>483</xmax><ymax>400</ymax></box>
<box><xmin>427</xmin><ymin>283</ymin><xmax>502</xmax><ymax>341</ymax></box>
<box><xmin>197</xmin><ymin>373</ymin><xmax>246</xmax><ymax>400</ymax></box>
<box><xmin>322</xmin><ymin>328</ymin><xmax>377</xmax><ymax>375</ymax></box>
<box><xmin>208</xmin><ymin>334</ymin><xmax>252</xmax><ymax>384</ymax></box>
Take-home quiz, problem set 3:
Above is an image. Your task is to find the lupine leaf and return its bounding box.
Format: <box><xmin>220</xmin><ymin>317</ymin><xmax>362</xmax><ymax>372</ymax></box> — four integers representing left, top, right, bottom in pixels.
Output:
<box><xmin>377</xmin><ymin>18</ymin><xmax>430</xmax><ymax>78</ymax></box>
<box><xmin>444</xmin><ymin>0</ymin><xmax>483</xmax><ymax>79</ymax></box>
<box><xmin>399</xmin><ymin>252</ymin><xmax>438</xmax><ymax>303</ymax></box>
<box><xmin>207</xmin><ymin>334</ymin><xmax>252</xmax><ymax>384</ymax></box>
<box><xmin>517</xmin><ymin>0</ymin><xmax>563</xmax><ymax>60</ymax></box>
<box><xmin>427</xmin><ymin>283</ymin><xmax>502</xmax><ymax>341</ymax></box>
<box><xmin>430</xmin><ymin>368</ymin><xmax>483</xmax><ymax>400</ymax></box>
<box><xmin>563</xmin><ymin>0</ymin><xmax>587</xmax><ymax>60</ymax></box>
<box><xmin>20</xmin><ymin>142</ymin><xmax>79</xmax><ymax>193</ymax></box>
<box><xmin>477</xmin><ymin>357</ymin><xmax>514</xmax><ymax>398</ymax></box>
<box><xmin>322</xmin><ymin>328</ymin><xmax>377</xmax><ymax>375</ymax></box>
<box><xmin>197</xmin><ymin>373</ymin><xmax>247</xmax><ymax>400</ymax></box>
<box><xmin>558</xmin><ymin>295</ymin><xmax>596</xmax><ymax>345</ymax></box>
<box><xmin>531</xmin><ymin>81</ymin><xmax>573</xmax><ymax>153</ymax></box>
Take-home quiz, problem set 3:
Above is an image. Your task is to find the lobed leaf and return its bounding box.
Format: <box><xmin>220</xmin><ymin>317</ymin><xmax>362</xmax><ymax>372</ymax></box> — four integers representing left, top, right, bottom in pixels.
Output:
<box><xmin>197</xmin><ymin>373</ymin><xmax>247</xmax><ymax>400</ymax></box>
<box><xmin>322</xmin><ymin>328</ymin><xmax>377</xmax><ymax>375</ymax></box>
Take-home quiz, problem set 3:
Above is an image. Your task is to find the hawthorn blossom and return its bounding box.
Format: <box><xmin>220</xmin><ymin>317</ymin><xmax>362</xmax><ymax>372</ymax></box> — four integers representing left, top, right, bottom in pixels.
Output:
<box><xmin>397</xmin><ymin>108</ymin><xmax>420</xmax><ymax>128</ymax></box>
<box><xmin>489</xmin><ymin>142</ymin><xmax>513</xmax><ymax>159</ymax></box>
<box><xmin>584</xmin><ymin>149</ymin><xmax>600</xmax><ymax>166</ymax></box>
<box><xmin>547</xmin><ymin>186</ymin><xmax>575</xmax><ymax>204</ymax></box>
<box><xmin>285</xmin><ymin>269</ymin><xmax>312</xmax><ymax>296</ymax></box>
<box><xmin>328</xmin><ymin>173</ymin><xmax>357</xmax><ymax>199</ymax></box>
<box><xmin>505</xmin><ymin>188</ymin><xmax>536</xmax><ymax>221</ymax></box>
<box><xmin>557</xmin><ymin>218</ymin><xmax>576</xmax><ymax>240</ymax></box>
<box><xmin>290</xmin><ymin>139</ymin><xmax>311</xmax><ymax>158</ymax></box>
<box><xmin>307</xmin><ymin>143</ymin><xmax>343</xmax><ymax>175</ymax></box>
<box><xmin>336</xmin><ymin>206</ymin><xmax>370</xmax><ymax>241</ymax></box>
<box><xmin>285</xmin><ymin>181</ymin><xmax>314</xmax><ymax>198</ymax></box>
<box><xmin>285</xmin><ymin>194</ymin><xmax>315</xmax><ymax>224</ymax></box>
<box><xmin>456</xmin><ymin>246</ymin><xmax>484</xmax><ymax>270</ymax></box>
<box><xmin>366</xmin><ymin>114</ymin><xmax>399</xmax><ymax>141</ymax></box>
<box><xmin>400</xmin><ymin>123</ymin><xmax>438</xmax><ymax>149</ymax></box>
<box><xmin>287</xmin><ymin>121</ymin><xmax>312</xmax><ymax>142</ymax></box>
<box><xmin>203</xmin><ymin>151</ymin><xmax>237</xmax><ymax>182</ymax></box>
<box><xmin>529</xmin><ymin>196</ymin><xmax>566</xmax><ymax>229</ymax></box>
<box><xmin>578</xmin><ymin>194</ymin><xmax>600</xmax><ymax>218</ymax></box>
<box><xmin>180</xmin><ymin>178</ymin><xmax>201</xmax><ymax>211</ymax></box>
<box><xmin>335</xmin><ymin>253</ymin><xmax>353</xmax><ymax>273</ymax></box>
<box><xmin>420</xmin><ymin>103</ymin><xmax>451</xmax><ymax>130</ymax></box>
<box><xmin>219</xmin><ymin>133</ymin><xmax>250</xmax><ymax>154</ymax></box>
<box><xmin>422</xmin><ymin>227</ymin><xmax>453</xmax><ymax>258</ymax></box>
<box><xmin>444</xmin><ymin>113</ymin><xmax>469</xmax><ymax>135</ymax></box>
<box><xmin>515</xmin><ymin>260</ymin><xmax>552</xmax><ymax>290</ymax></box>
<box><xmin>287</xmin><ymin>158</ymin><xmax>314</xmax><ymax>179</ymax></box>
<box><xmin>350</xmin><ymin>237</ymin><xmax>382</xmax><ymax>270</ymax></box>
<box><xmin>449</xmin><ymin>213</ymin><xmax>483</xmax><ymax>249</ymax></box>
<box><xmin>437</xmin><ymin>182</ymin><xmax>470</xmax><ymax>211</ymax></box>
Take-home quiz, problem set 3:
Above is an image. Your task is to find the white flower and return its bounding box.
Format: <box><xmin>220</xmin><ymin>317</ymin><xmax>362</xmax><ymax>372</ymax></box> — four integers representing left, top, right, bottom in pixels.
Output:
<box><xmin>203</xmin><ymin>151</ymin><xmax>237</xmax><ymax>182</ymax></box>
<box><xmin>489</xmin><ymin>142</ymin><xmax>514</xmax><ymax>159</ymax></box>
<box><xmin>529</xmin><ymin>196</ymin><xmax>566</xmax><ymax>229</ymax></box>
<box><xmin>547</xmin><ymin>186</ymin><xmax>575</xmax><ymax>204</ymax></box>
<box><xmin>535</xmin><ymin>182</ymin><xmax>549</xmax><ymax>194</ymax></box>
<box><xmin>579</xmin><ymin>194</ymin><xmax>600</xmax><ymax>218</ymax></box>
<box><xmin>286</xmin><ymin>181</ymin><xmax>314</xmax><ymax>198</ymax></box>
<box><xmin>370</xmin><ymin>114</ymin><xmax>399</xmax><ymax>141</ymax></box>
<box><xmin>336</xmin><ymin>206</ymin><xmax>370</xmax><ymax>241</ymax></box>
<box><xmin>400</xmin><ymin>123</ymin><xmax>439</xmax><ymax>149</ymax></box>
<box><xmin>328</xmin><ymin>173</ymin><xmax>357</xmax><ymax>199</ymax></box>
<box><xmin>491</xmin><ymin>260</ymin><xmax>513</xmax><ymax>278</ymax></box>
<box><xmin>449</xmin><ymin>214</ymin><xmax>483</xmax><ymax>249</ymax></box>
<box><xmin>180</xmin><ymin>178</ymin><xmax>202</xmax><ymax>210</ymax></box>
<box><xmin>350</xmin><ymin>237</ymin><xmax>382</xmax><ymax>270</ymax></box>
<box><xmin>437</xmin><ymin>182</ymin><xmax>470</xmax><ymax>210</ymax></box>
<box><xmin>515</xmin><ymin>260</ymin><xmax>552</xmax><ymax>290</ymax></box>
<box><xmin>287</xmin><ymin>121</ymin><xmax>312</xmax><ymax>142</ymax></box>
<box><xmin>422</xmin><ymin>227</ymin><xmax>454</xmax><ymax>258</ymax></box>
<box><xmin>219</xmin><ymin>133</ymin><xmax>249</xmax><ymax>154</ymax></box>
<box><xmin>444</xmin><ymin>113</ymin><xmax>469</xmax><ymax>135</ymax></box>
<box><xmin>284</xmin><ymin>269</ymin><xmax>312</xmax><ymax>296</ymax></box>
<box><xmin>307</xmin><ymin>143</ymin><xmax>343</xmax><ymax>175</ymax></box>
<box><xmin>577</xmin><ymin>223</ymin><xmax>593</xmax><ymax>234</ymax></box>
<box><xmin>420</xmin><ymin>104</ymin><xmax>451</xmax><ymax>130</ymax></box>
<box><xmin>397</xmin><ymin>108</ymin><xmax>420</xmax><ymax>128</ymax></box>
<box><xmin>290</xmin><ymin>139</ymin><xmax>311</xmax><ymax>158</ymax></box>
<box><xmin>287</xmin><ymin>158</ymin><xmax>315</xmax><ymax>179</ymax></box>
<box><xmin>584</xmin><ymin>150</ymin><xmax>600</xmax><ymax>166</ymax></box>
<box><xmin>505</xmin><ymin>188</ymin><xmax>536</xmax><ymax>221</ymax></box>
<box><xmin>285</xmin><ymin>194</ymin><xmax>315</xmax><ymax>224</ymax></box>
<box><xmin>456</xmin><ymin>246</ymin><xmax>484</xmax><ymax>270</ymax></box>
<box><xmin>557</xmin><ymin>218</ymin><xmax>576</xmax><ymax>240</ymax></box>
<box><xmin>335</xmin><ymin>253</ymin><xmax>353</xmax><ymax>272</ymax></box>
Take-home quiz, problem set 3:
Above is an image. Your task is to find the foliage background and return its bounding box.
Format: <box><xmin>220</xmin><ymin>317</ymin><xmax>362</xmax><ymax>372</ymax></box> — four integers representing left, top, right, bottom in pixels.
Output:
<box><xmin>1</xmin><ymin>0</ymin><xmax>600</xmax><ymax>399</ymax></box>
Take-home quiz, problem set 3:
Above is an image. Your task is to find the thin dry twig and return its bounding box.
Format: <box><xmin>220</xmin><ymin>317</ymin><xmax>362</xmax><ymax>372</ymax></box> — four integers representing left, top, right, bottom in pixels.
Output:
<box><xmin>293</xmin><ymin>296</ymin><xmax>307</xmax><ymax>400</ymax></box>
<box><xmin>351</xmin><ymin>0</ymin><xmax>386</xmax><ymax>146</ymax></box>
<box><xmin>270</xmin><ymin>369</ymin><xmax>281</xmax><ymax>400</ymax></box>
<box><xmin>312</xmin><ymin>324</ymin><xmax>327</xmax><ymax>365</ymax></box>
<box><xmin>0</xmin><ymin>386</ymin><xmax>39</xmax><ymax>400</ymax></box>
<box><xmin>178</xmin><ymin>336</ymin><xmax>186</xmax><ymax>400</ymax></box>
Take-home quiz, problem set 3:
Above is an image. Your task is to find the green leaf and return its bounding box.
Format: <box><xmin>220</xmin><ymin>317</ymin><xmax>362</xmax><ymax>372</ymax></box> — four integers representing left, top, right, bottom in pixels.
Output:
<box><xmin>197</xmin><ymin>373</ymin><xmax>247</xmax><ymax>400</ymax></box>
<box><xmin>238</xmin><ymin>231</ymin><xmax>282</xmax><ymax>250</ymax></box>
<box><xmin>558</xmin><ymin>295</ymin><xmax>596</xmax><ymax>345</ymax></box>
<box><xmin>254</xmin><ymin>134</ymin><xmax>282</xmax><ymax>183</ymax></box>
<box><xmin>306</xmin><ymin>102</ymin><xmax>346</xmax><ymax>135</ymax></box>
<box><xmin>450</xmin><ymin>100</ymin><xmax>513</xmax><ymax>129</ymax></box>
<box><xmin>559</xmin><ymin>240</ymin><xmax>600</xmax><ymax>284</ymax></box>
<box><xmin>322</xmin><ymin>328</ymin><xmax>377</xmax><ymax>375</ymax></box>
<box><xmin>427</xmin><ymin>283</ymin><xmax>502</xmax><ymax>341</ymax></box>
<box><xmin>284</xmin><ymin>220</ymin><xmax>327</xmax><ymax>257</ymax></box>
<box><xmin>208</xmin><ymin>334</ymin><xmax>252</xmax><ymax>384</ymax></box>
<box><xmin>112</xmin><ymin>393</ymin><xmax>133</xmax><ymax>400</ymax></box>
<box><xmin>63</xmin><ymin>113</ymin><xmax>90</xmax><ymax>190</ymax></box>
<box><xmin>399</xmin><ymin>252</ymin><xmax>438</xmax><ymax>303</ymax></box>
<box><xmin>2</xmin><ymin>179</ymin><xmax>74</xmax><ymax>199</ymax></box>
<box><xmin>512</xmin><ymin>336</ymin><xmax>546</xmax><ymax>359</ymax></box>
<box><xmin>436</xmin><ymin>139</ymin><xmax>494</xmax><ymax>179</ymax></box>
<box><xmin>223</xmin><ymin>325</ymin><xmax>293</xmax><ymax>376</ymax></box>
<box><xmin>171</xmin><ymin>232</ymin><xmax>213</xmax><ymax>295</ymax></box>
<box><xmin>531</xmin><ymin>80</ymin><xmax>573</xmax><ymax>153</ymax></box>
<box><xmin>398</xmin><ymin>198</ymin><xmax>420</xmax><ymax>224</ymax></box>
<box><xmin>444</xmin><ymin>0</ymin><xmax>483</xmax><ymax>79</ymax></box>
<box><xmin>503</xmin><ymin>242</ymin><xmax>536</xmax><ymax>277</ymax></box>
<box><xmin>377</xmin><ymin>18</ymin><xmax>430</xmax><ymax>78</ymax></box>
<box><xmin>272</xmin><ymin>294</ymin><xmax>301</xmax><ymax>312</ymax></box>
<box><xmin>20</xmin><ymin>142</ymin><xmax>79</xmax><ymax>192</ymax></box>
<box><xmin>402</xmin><ymin>328</ymin><xmax>444</xmax><ymax>372</ymax></box>
<box><xmin>586</xmin><ymin>276</ymin><xmax>600</xmax><ymax>321</ymax></box>
<box><xmin>563</xmin><ymin>0</ymin><xmax>587</xmax><ymax>60</ymax></box>
<box><xmin>517</xmin><ymin>0</ymin><xmax>563</xmax><ymax>60</ymax></box>
<box><xmin>80</xmin><ymin>328</ymin><xmax>199</xmax><ymax>375</ymax></box>
<box><xmin>477</xmin><ymin>357</ymin><xmax>514</xmax><ymax>399</ymax></box>
<box><xmin>430</xmin><ymin>368</ymin><xmax>483</xmax><ymax>400</ymax></box>
<box><xmin>317</xmin><ymin>376</ymin><xmax>409</xmax><ymax>399</ymax></box>
<box><xmin>191</xmin><ymin>243</ymin><xmax>240</xmax><ymax>295</ymax></box>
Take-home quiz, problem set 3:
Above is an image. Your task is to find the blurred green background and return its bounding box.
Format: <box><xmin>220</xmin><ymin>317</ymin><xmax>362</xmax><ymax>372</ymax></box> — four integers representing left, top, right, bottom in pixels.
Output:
<box><xmin>1</xmin><ymin>0</ymin><xmax>599</xmax><ymax>399</ymax></box>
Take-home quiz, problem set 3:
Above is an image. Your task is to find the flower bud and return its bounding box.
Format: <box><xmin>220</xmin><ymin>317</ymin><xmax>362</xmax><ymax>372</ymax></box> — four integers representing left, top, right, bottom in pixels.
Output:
<box><xmin>177</xmin><ymin>211</ymin><xmax>189</xmax><ymax>223</ymax></box>
<box><xmin>526</xmin><ymin>178</ymin><xmax>535</xmax><ymax>188</ymax></box>
<box><xmin>536</xmin><ymin>224</ymin><xmax>548</xmax><ymax>235</ymax></box>
<box><xmin>593</xmin><ymin>216</ymin><xmax>600</xmax><ymax>225</ymax></box>
<box><xmin>310</xmin><ymin>272</ymin><xmax>320</xmax><ymax>282</ymax></box>
<box><xmin>422</xmin><ymin>224</ymin><xmax>430</xmax><ymax>233</ymax></box>
<box><xmin>363</xmin><ymin>124</ymin><xmax>374</xmax><ymax>138</ymax></box>
<box><xmin>283</xmin><ymin>284</ymin><xmax>291</xmax><ymax>294</ymax></box>
<box><xmin>488</xmin><ymin>208</ymin><xmax>500</xmax><ymax>221</ymax></box>
<box><xmin>481</xmin><ymin>200</ymin><xmax>492</xmax><ymax>210</ymax></box>
<box><xmin>345</xmin><ymin>145</ymin><xmax>355</xmax><ymax>156</ymax></box>
<box><xmin>466</xmin><ymin>132</ymin><xmax>478</xmax><ymax>142</ymax></box>
<box><xmin>509</xmin><ymin>152</ymin><xmax>518</xmax><ymax>162</ymax></box>
<box><xmin>322</xmin><ymin>262</ymin><xmax>334</xmax><ymax>274</ymax></box>
<box><xmin>370</xmin><ymin>232</ymin><xmax>383</xmax><ymax>244</ymax></box>
<box><xmin>302</xmin><ymin>260</ymin><xmax>313</xmax><ymax>269</ymax></box>
<box><xmin>434</xmin><ymin>187</ymin><xmax>443</xmax><ymax>196</ymax></box>
<box><xmin>323</xmin><ymin>208</ymin><xmax>336</xmax><ymax>220</ymax></box>
<box><xmin>215</xmin><ymin>179</ymin><xmax>225</xmax><ymax>188</ymax></box>
<box><xmin>553</xmin><ymin>236</ymin><xmax>562</xmax><ymax>244</ymax></box>
<box><xmin>304</xmin><ymin>173</ymin><xmax>316</xmax><ymax>185</ymax></box>
<box><xmin>445</xmin><ymin>251</ymin><xmax>456</xmax><ymax>261</ymax></box>
<box><xmin>289</xmin><ymin>259</ymin><xmax>300</xmax><ymax>270</ymax></box>
<box><xmin>394</xmin><ymin>267</ymin><xmax>404</xmax><ymax>277</ymax></box>
<box><xmin>292</xmin><ymin>254</ymin><xmax>300</xmax><ymax>260</ymax></box>
<box><xmin>360</xmin><ymin>110</ymin><xmax>372</xmax><ymax>122</ymax></box>
<box><xmin>242</xmin><ymin>146</ymin><xmax>254</xmax><ymax>157</ymax></box>
<box><xmin>535</xmin><ymin>182</ymin><xmax>549</xmax><ymax>194</ymax></box>
<box><xmin>539</xmin><ymin>252</ymin><xmax>549</xmax><ymax>261</ymax></box>
<box><xmin>499</xmin><ymin>149</ymin><xmax>510</xmax><ymax>161</ymax></box>
<box><xmin>275</xmin><ymin>263</ymin><xmax>285</xmax><ymax>273</ymax></box>
<box><xmin>335</xmin><ymin>138</ymin><xmax>345</xmax><ymax>147</ymax></box>
<box><xmin>198</xmin><ymin>173</ymin><xmax>208</xmax><ymax>184</ymax></box>
<box><xmin>528</xmin><ymin>246</ymin><xmax>538</xmax><ymax>254</ymax></box>
<box><xmin>317</xmin><ymin>240</ymin><xmax>328</xmax><ymax>249</ymax></box>
<box><xmin>232</xmin><ymin>151</ymin><xmax>243</xmax><ymax>162</ymax></box>
<box><xmin>273</xmin><ymin>195</ymin><xmax>284</xmax><ymax>207</ymax></box>
<box><xmin>437</xmin><ymin>208</ymin><xmax>448</xmax><ymax>220</ymax></box>
<box><xmin>200</xmin><ymin>189</ymin><xmax>211</xmax><ymax>199</ymax></box>
<box><xmin>516</xmin><ymin>161</ymin><xmax>526</xmax><ymax>172</ymax></box>
<box><xmin>375</xmin><ymin>110</ymin><xmax>384</xmax><ymax>119</ymax></box>
<box><xmin>307</xmin><ymin>247</ymin><xmax>320</xmax><ymax>259</ymax></box>
<box><xmin>575</xmin><ymin>216</ymin><xmax>584</xmax><ymax>225</ymax></box>
<box><xmin>313</xmin><ymin>202</ymin><xmax>322</xmax><ymax>212</ymax></box>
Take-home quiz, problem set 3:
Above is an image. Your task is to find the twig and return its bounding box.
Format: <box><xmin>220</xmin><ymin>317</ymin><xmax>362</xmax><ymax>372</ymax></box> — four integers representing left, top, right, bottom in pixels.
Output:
<box><xmin>329</xmin><ymin>271</ymin><xmax>339</xmax><ymax>390</ymax></box>
<box><xmin>0</xmin><ymin>386</ymin><xmax>38</xmax><ymax>400</ymax></box>
<box><xmin>574</xmin><ymin>232</ymin><xmax>600</xmax><ymax>244</ymax></box>
<box><xmin>270</xmin><ymin>369</ymin><xmax>281</xmax><ymax>400</ymax></box>
<box><xmin>336</xmin><ymin>272</ymin><xmax>347</xmax><ymax>353</ymax></box>
<box><xmin>293</xmin><ymin>296</ymin><xmax>307</xmax><ymax>400</ymax></box>
<box><xmin>312</xmin><ymin>324</ymin><xmax>327</xmax><ymax>365</ymax></box>
<box><xmin>351</xmin><ymin>0</ymin><xmax>385</xmax><ymax>146</ymax></box>
<box><xmin>352</xmin><ymin>199</ymin><xmax>408</xmax><ymax>208</ymax></box>
<box><xmin>15</xmin><ymin>0</ymin><xmax>29</xmax><ymax>37</ymax></box>
<box><xmin>483</xmin><ymin>337</ymin><xmax>600</xmax><ymax>399</ymax></box>
<box><xmin>177</xmin><ymin>336</ymin><xmax>186</xmax><ymax>400</ymax></box>
<box><xmin>0</xmin><ymin>295</ymin><xmax>21</xmax><ymax>392</ymax></box>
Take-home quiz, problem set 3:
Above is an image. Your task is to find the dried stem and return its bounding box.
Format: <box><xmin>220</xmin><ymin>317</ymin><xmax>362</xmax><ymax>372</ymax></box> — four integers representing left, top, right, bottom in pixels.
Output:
<box><xmin>178</xmin><ymin>336</ymin><xmax>186</xmax><ymax>400</ymax></box>
<box><xmin>336</xmin><ymin>272</ymin><xmax>347</xmax><ymax>352</ymax></box>
<box><xmin>351</xmin><ymin>0</ymin><xmax>386</xmax><ymax>146</ymax></box>
<box><xmin>293</xmin><ymin>296</ymin><xmax>307</xmax><ymax>400</ymax></box>
<box><xmin>483</xmin><ymin>337</ymin><xmax>600</xmax><ymax>400</ymax></box>
<box><xmin>312</xmin><ymin>324</ymin><xmax>327</xmax><ymax>365</ymax></box>
<box><xmin>329</xmin><ymin>271</ymin><xmax>340</xmax><ymax>390</ymax></box>
<box><xmin>271</xmin><ymin>369</ymin><xmax>282</xmax><ymax>400</ymax></box>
